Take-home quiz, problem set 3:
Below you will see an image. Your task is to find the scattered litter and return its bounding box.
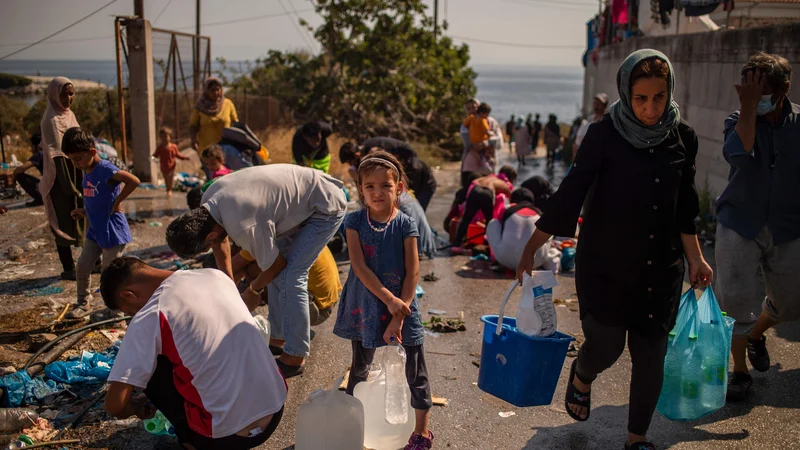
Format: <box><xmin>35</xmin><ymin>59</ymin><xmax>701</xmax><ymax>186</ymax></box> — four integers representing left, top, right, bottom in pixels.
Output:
<box><xmin>176</xmin><ymin>173</ymin><xmax>201</xmax><ymax>188</ymax></box>
<box><xmin>21</xmin><ymin>416</ymin><xmax>53</xmax><ymax>441</ymax></box>
<box><xmin>0</xmin><ymin>264</ymin><xmax>35</xmax><ymax>280</ymax></box>
<box><xmin>39</xmin><ymin>409</ymin><xmax>61</xmax><ymax>421</ymax></box>
<box><xmin>472</xmin><ymin>382</ymin><xmax>478</xmax><ymax>386</ymax></box>
<box><xmin>0</xmin><ymin>408</ymin><xmax>38</xmax><ymax>432</ymax></box>
<box><xmin>138</xmin><ymin>183</ymin><xmax>157</xmax><ymax>190</ymax></box>
<box><xmin>44</xmin><ymin>347</ymin><xmax>118</xmax><ymax>385</ymax></box>
<box><xmin>415</xmin><ymin>284</ymin><xmax>425</xmax><ymax>299</ymax></box>
<box><xmin>498</xmin><ymin>411</ymin><xmax>516</xmax><ymax>418</ymax></box>
<box><xmin>7</xmin><ymin>245</ymin><xmax>24</xmax><ymax>261</ymax></box>
<box><xmin>338</xmin><ymin>368</ymin><xmax>350</xmax><ymax>391</ymax></box>
<box><xmin>0</xmin><ymin>365</ymin><xmax>16</xmax><ymax>376</ymax></box>
<box><xmin>422</xmin><ymin>272</ymin><xmax>439</xmax><ymax>282</ymax></box>
<box><xmin>23</xmin><ymin>286</ymin><xmax>64</xmax><ymax>297</ymax></box>
<box><xmin>99</xmin><ymin>329</ymin><xmax>125</xmax><ymax>344</ymax></box>
<box><xmin>108</xmin><ymin>417</ymin><xmax>139</xmax><ymax>428</ymax></box>
<box><xmin>24</xmin><ymin>240</ymin><xmax>47</xmax><ymax>251</ymax></box>
<box><xmin>28</xmin><ymin>211</ymin><xmax>44</xmax><ymax>216</ymax></box>
<box><xmin>472</xmin><ymin>360</ymin><xmax>480</xmax><ymax>368</ymax></box>
<box><xmin>432</xmin><ymin>396</ymin><xmax>448</xmax><ymax>406</ymax></box>
<box><xmin>469</xmin><ymin>352</ymin><xmax>481</xmax><ymax>358</ymax></box>
<box><xmin>567</xmin><ymin>341</ymin><xmax>581</xmax><ymax>358</ymax></box>
<box><xmin>423</xmin><ymin>329</ymin><xmax>441</xmax><ymax>338</ymax></box>
<box><xmin>427</xmin><ymin>351</ymin><xmax>456</xmax><ymax>356</ymax></box>
<box><xmin>426</xmin><ymin>316</ymin><xmax>466</xmax><ymax>333</ymax></box>
<box><xmin>470</xmin><ymin>253</ymin><xmax>489</xmax><ymax>261</ymax></box>
<box><xmin>26</xmin><ymin>334</ymin><xmax>57</xmax><ymax>352</ymax></box>
<box><xmin>149</xmin><ymin>222</ymin><xmax>163</xmax><ymax>227</ymax></box>
<box><xmin>126</xmin><ymin>216</ymin><xmax>146</xmax><ymax>224</ymax></box>
<box><xmin>428</xmin><ymin>309</ymin><xmax>447</xmax><ymax>316</ymax></box>
<box><xmin>442</xmin><ymin>375</ymin><xmax>460</xmax><ymax>380</ymax></box>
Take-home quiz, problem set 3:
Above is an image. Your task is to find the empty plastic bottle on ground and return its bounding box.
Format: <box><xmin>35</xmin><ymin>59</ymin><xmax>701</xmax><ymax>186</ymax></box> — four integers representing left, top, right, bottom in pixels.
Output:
<box><xmin>143</xmin><ymin>410</ymin><xmax>175</xmax><ymax>436</ymax></box>
<box><xmin>0</xmin><ymin>409</ymin><xmax>38</xmax><ymax>432</ymax></box>
<box><xmin>295</xmin><ymin>387</ymin><xmax>364</xmax><ymax>450</ymax></box>
<box><xmin>384</xmin><ymin>340</ymin><xmax>409</xmax><ymax>425</ymax></box>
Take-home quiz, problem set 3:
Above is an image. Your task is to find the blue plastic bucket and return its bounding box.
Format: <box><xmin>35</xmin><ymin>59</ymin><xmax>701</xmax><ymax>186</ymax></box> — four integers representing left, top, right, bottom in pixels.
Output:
<box><xmin>478</xmin><ymin>315</ymin><xmax>574</xmax><ymax>407</ymax></box>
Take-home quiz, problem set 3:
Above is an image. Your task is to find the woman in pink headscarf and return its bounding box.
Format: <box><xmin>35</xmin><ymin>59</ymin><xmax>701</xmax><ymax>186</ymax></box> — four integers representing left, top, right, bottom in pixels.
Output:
<box><xmin>40</xmin><ymin>77</ymin><xmax>84</xmax><ymax>280</ymax></box>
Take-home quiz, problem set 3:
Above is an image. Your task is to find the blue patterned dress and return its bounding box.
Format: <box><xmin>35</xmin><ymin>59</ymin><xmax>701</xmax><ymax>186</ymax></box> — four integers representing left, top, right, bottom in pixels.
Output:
<box><xmin>333</xmin><ymin>209</ymin><xmax>424</xmax><ymax>348</ymax></box>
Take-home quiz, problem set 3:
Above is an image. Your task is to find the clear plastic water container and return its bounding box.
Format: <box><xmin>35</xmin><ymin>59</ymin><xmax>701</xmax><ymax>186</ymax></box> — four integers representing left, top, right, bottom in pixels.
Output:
<box><xmin>295</xmin><ymin>388</ymin><xmax>364</xmax><ymax>450</ymax></box>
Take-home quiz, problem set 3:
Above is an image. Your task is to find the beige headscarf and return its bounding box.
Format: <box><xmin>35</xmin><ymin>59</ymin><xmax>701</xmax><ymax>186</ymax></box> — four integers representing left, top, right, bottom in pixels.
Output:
<box><xmin>194</xmin><ymin>77</ymin><xmax>224</xmax><ymax>116</ymax></box>
<box><xmin>39</xmin><ymin>77</ymin><xmax>80</xmax><ymax>240</ymax></box>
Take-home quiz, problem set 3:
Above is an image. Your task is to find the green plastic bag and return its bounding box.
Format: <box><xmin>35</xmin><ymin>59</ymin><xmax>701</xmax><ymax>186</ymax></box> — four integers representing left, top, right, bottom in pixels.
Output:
<box><xmin>657</xmin><ymin>287</ymin><xmax>734</xmax><ymax>421</ymax></box>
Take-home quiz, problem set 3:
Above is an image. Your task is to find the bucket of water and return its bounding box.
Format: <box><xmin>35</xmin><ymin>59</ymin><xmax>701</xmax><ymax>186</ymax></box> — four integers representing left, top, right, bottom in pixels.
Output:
<box><xmin>478</xmin><ymin>280</ymin><xmax>574</xmax><ymax>407</ymax></box>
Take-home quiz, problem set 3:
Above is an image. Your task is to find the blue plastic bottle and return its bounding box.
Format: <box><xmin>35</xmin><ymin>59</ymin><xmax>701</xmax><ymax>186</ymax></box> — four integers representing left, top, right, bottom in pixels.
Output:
<box><xmin>143</xmin><ymin>410</ymin><xmax>175</xmax><ymax>436</ymax></box>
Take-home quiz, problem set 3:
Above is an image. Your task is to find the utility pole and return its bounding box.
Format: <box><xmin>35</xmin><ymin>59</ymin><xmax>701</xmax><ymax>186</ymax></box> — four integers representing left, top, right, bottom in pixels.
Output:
<box><xmin>434</xmin><ymin>0</ymin><xmax>439</xmax><ymax>37</ymax></box>
<box><xmin>134</xmin><ymin>0</ymin><xmax>143</xmax><ymax>17</ymax></box>
<box><xmin>127</xmin><ymin>10</ymin><xmax>157</xmax><ymax>181</ymax></box>
<box><xmin>194</xmin><ymin>0</ymin><xmax>201</xmax><ymax>93</ymax></box>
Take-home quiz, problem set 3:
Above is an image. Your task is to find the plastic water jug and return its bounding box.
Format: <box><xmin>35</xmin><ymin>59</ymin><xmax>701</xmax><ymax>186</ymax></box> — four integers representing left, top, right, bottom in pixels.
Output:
<box><xmin>143</xmin><ymin>410</ymin><xmax>175</xmax><ymax>436</ymax></box>
<box><xmin>354</xmin><ymin>349</ymin><xmax>415</xmax><ymax>450</ymax></box>
<box><xmin>384</xmin><ymin>341</ymin><xmax>409</xmax><ymax>425</ymax></box>
<box><xmin>295</xmin><ymin>388</ymin><xmax>364</xmax><ymax>450</ymax></box>
<box><xmin>514</xmin><ymin>272</ymin><xmax>558</xmax><ymax>337</ymax></box>
<box><xmin>253</xmin><ymin>314</ymin><xmax>270</xmax><ymax>344</ymax></box>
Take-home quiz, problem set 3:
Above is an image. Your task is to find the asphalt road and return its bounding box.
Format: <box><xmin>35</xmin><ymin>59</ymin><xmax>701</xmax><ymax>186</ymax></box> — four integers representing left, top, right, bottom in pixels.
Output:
<box><xmin>1</xmin><ymin>151</ymin><xmax>799</xmax><ymax>450</ymax></box>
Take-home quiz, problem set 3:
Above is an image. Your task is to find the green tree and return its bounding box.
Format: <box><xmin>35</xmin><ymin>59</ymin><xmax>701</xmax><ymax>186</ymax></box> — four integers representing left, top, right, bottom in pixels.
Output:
<box><xmin>0</xmin><ymin>95</ymin><xmax>30</xmax><ymax>138</ymax></box>
<box><xmin>225</xmin><ymin>0</ymin><xmax>476</xmax><ymax>154</ymax></box>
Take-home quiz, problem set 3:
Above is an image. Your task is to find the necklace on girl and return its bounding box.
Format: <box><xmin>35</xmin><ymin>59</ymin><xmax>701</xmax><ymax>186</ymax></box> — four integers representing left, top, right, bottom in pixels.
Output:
<box><xmin>367</xmin><ymin>208</ymin><xmax>396</xmax><ymax>233</ymax></box>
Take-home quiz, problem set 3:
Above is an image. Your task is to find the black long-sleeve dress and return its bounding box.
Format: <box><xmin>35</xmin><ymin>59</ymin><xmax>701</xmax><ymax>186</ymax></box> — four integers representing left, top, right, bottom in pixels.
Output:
<box><xmin>534</xmin><ymin>115</ymin><xmax>700</xmax><ymax>336</ymax></box>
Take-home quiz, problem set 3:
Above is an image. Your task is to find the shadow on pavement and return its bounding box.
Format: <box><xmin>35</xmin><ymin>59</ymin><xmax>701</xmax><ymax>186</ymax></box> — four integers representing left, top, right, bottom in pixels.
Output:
<box><xmin>774</xmin><ymin>322</ymin><xmax>800</xmax><ymax>343</ymax></box>
<box><xmin>525</xmin><ymin>367</ymin><xmax>800</xmax><ymax>449</ymax></box>
<box><xmin>525</xmin><ymin>404</ymin><xmax>749</xmax><ymax>450</ymax></box>
<box><xmin>0</xmin><ymin>275</ymin><xmax>59</xmax><ymax>296</ymax></box>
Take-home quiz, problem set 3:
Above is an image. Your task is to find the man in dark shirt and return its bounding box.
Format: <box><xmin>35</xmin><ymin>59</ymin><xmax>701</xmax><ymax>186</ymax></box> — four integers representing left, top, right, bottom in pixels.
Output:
<box><xmin>339</xmin><ymin>137</ymin><xmax>438</xmax><ymax>211</ymax></box>
<box><xmin>291</xmin><ymin>121</ymin><xmax>333</xmax><ymax>173</ymax></box>
<box><xmin>715</xmin><ymin>52</ymin><xmax>800</xmax><ymax>401</ymax></box>
<box><xmin>13</xmin><ymin>133</ymin><xmax>44</xmax><ymax>207</ymax></box>
<box><xmin>532</xmin><ymin>113</ymin><xmax>542</xmax><ymax>153</ymax></box>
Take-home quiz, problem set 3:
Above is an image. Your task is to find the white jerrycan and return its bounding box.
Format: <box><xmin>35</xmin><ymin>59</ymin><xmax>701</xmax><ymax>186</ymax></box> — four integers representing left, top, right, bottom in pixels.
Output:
<box><xmin>353</xmin><ymin>348</ymin><xmax>415</xmax><ymax>450</ymax></box>
<box><xmin>295</xmin><ymin>387</ymin><xmax>365</xmax><ymax>450</ymax></box>
<box><xmin>508</xmin><ymin>271</ymin><xmax>559</xmax><ymax>337</ymax></box>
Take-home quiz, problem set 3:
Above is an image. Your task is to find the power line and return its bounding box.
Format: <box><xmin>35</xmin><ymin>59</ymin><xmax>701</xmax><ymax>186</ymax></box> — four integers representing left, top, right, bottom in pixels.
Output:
<box><xmin>277</xmin><ymin>0</ymin><xmax>315</xmax><ymax>52</ymax></box>
<box><xmin>174</xmin><ymin>9</ymin><xmax>315</xmax><ymax>30</ymax></box>
<box><xmin>287</xmin><ymin>0</ymin><xmax>317</xmax><ymax>46</ymax></box>
<box><xmin>0</xmin><ymin>35</ymin><xmax>111</xmax><ymax>48</ymax></box>
<box><xmin>449</xmin><ymin>34</ymin><xmax>584</xmax><ymax>49</ymax></box>
<box><xmin>0</xmin><ymin>0</ymin><xmax>120</xmax><ymax>61</ymax></box>
<box><xmin>153</xmin><ymin>0</ymin><xmax>175</xmax><ymax>25</ymax></box>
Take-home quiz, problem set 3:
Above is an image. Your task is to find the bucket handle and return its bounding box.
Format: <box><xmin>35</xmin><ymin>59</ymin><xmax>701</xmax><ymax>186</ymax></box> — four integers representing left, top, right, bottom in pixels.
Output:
<box><xmin>496</xmin><ymin>279</ymin><xmax>520</xmax><ymax>336</ymax></box>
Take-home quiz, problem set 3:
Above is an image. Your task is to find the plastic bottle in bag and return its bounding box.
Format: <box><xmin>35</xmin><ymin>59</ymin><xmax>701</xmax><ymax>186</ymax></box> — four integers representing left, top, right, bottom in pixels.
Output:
<box><xmin>384</xmin><ymin>340</ymin><xmax>409</xmax><ymax>425</ymax></box>
<box><xmin>680</xmin><ymin>337</ymin><xmax>703</xmax><ymax>417</ymax></box>
<box><xmin>143</xmin><ymin>410</ymin><xmax>175</xmax><ymax>436</ymax></box>
<box><xmin>516</xmin><ymin>271</ymin><xmax>558</xmax><ymax>337</ymax></box>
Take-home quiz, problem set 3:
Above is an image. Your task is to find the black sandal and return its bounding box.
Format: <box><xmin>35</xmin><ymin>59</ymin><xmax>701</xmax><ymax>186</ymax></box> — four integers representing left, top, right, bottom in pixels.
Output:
<box><xmin>624</xmin><ymin>441</ymin><xmax>655</xmax><ymax>450</ymax></box>
<box><xmin>565</xmin><ymin>358</ymin><xmax>591</xmax><ymax>422</ymax></box>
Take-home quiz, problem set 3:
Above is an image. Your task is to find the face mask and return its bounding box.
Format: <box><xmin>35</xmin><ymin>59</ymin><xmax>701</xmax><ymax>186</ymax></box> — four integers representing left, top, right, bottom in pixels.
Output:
<box><xmin>757</xmin><ymin>94</ymin><xmax>777</xmax><ymax>116</ymax></box>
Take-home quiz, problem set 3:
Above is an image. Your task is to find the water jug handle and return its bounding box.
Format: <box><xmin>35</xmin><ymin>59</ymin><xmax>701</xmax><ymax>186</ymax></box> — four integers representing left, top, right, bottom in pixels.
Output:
<box><xmin>496</xmin><ymin>279</ymin><xmax>519</xmax><ymax>336</ymax></box>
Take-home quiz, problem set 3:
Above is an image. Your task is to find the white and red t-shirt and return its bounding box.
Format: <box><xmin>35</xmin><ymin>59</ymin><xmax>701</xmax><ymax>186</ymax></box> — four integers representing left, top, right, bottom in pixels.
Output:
<box><xmin>108</xmin><ymin>269</ymin><xmax>287</xmax><ymax>438</ymax></box>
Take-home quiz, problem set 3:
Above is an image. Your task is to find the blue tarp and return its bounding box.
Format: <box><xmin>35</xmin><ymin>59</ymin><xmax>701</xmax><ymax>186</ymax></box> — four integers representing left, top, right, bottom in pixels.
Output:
<box><xmin>0</xmin><ymin>345</ymin><xmax>119</xmax><ymax>407</ymax></box>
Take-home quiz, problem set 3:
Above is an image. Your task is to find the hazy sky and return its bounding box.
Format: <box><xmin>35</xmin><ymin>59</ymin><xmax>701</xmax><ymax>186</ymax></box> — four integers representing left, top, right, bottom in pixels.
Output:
<box><xmin>0</xmin><ymin>0</ymin><xmax>598</xmax><ymax>67</ymax></box>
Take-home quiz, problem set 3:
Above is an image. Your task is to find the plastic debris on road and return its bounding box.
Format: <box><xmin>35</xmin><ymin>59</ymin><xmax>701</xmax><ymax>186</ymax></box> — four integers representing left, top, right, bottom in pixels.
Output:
<box><xmin>0</xmin><ymin>344</ymin><xmax>119</xmax><ymax>407</ymax></box>
<box><xmin>498</xmin><ymin>411</ymin><xmax>516</xmax><ymax>418</ymax></box>
<box><xmin>415</xmin><ymin>284</ymin><xmax>425</xmax><ymax>299</ymax></box>
<box><xmin>23</xmin><ymin>286</ymin><xmax>64</xmax><ymax>297</ymax></box>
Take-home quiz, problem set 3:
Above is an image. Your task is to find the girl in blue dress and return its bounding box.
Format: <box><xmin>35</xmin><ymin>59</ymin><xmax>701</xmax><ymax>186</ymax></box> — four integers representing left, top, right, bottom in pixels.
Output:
<box><xmin>333</xmin><ymin>151</ymin><xmax>433</xmax><ymax>450</ymax></box>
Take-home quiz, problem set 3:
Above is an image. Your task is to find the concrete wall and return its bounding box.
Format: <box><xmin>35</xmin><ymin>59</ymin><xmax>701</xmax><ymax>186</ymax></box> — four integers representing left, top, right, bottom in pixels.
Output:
<box><xmin>583</xmin><ymin>22</ymin><xmax>800</xmax><ymax>196</ymax></box>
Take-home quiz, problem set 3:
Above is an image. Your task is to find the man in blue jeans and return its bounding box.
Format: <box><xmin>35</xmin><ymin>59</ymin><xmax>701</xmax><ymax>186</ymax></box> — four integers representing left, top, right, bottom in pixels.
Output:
<box><xmin>166</xmin><ymin>164</ymin><xmax>347</xmax><ymax>378</ymax></box>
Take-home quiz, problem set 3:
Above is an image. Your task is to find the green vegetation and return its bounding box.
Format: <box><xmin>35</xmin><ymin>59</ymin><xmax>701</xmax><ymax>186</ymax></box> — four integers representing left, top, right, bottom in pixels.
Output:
<box><xmin>218</xmin><ymin>0</ymin><xmax>477</xmax><ymax>159</ymax></box>
<box><xmin>0</xmin><ymin>73</ymin><xmax>32</xmax><ymax>90</ymax></box>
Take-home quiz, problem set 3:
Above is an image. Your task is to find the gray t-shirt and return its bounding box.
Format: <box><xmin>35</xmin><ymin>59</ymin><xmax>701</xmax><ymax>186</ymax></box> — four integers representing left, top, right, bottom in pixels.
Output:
<box><xmin>202</xmin><ymin>165</ymin><xmax>346</xmax><ymax>270</ymax></box>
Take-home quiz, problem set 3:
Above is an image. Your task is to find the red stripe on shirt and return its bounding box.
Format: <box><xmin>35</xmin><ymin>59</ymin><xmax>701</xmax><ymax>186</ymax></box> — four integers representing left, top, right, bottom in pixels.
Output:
<box><xmin>159</xmin><ymin>312</ymin><xmax>213</xmax><ymax>437</ymax></box>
